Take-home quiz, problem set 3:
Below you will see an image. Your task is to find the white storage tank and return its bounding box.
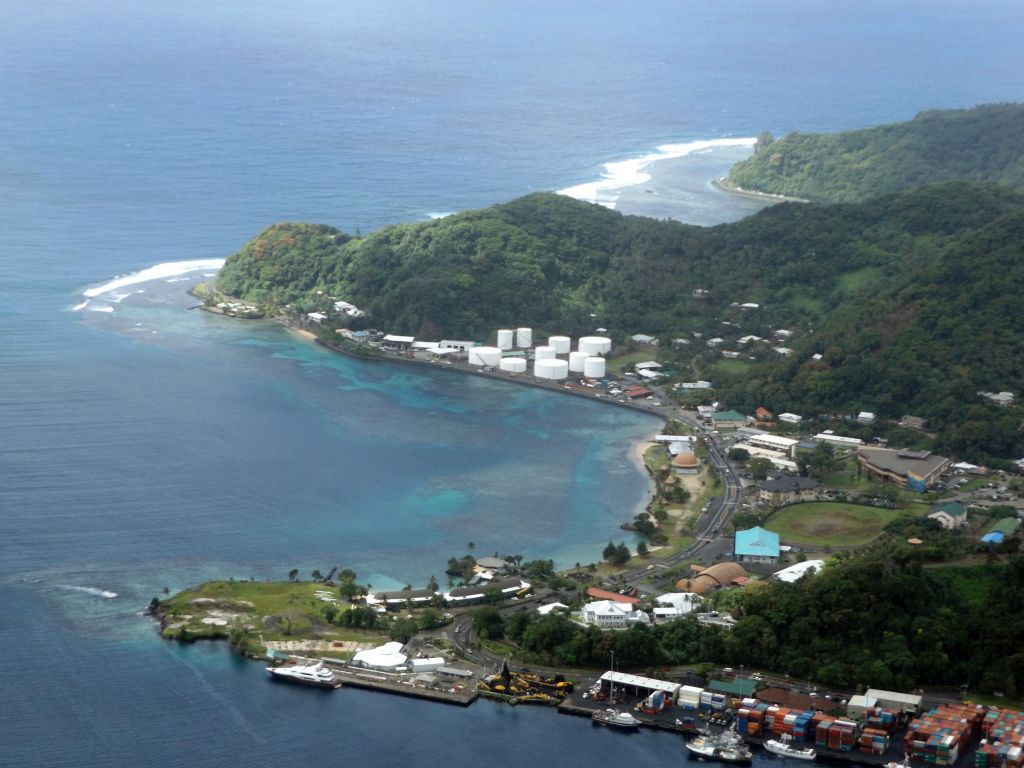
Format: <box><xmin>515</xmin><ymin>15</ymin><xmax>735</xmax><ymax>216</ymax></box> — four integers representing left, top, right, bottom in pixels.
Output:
<box><xmin>534</xmin><ymin>345</ymin><xmax>556</xmax><ymax>360</ymax></box>
<box><xmin>496</xmin><ymin>329</ymin><xmax>514</xmax><ymax>351</ymax></box>
<box><xmin>534</xmin><ymin>359</ymin><xmax>569</xmax><ymax>380</ymax></box>
<box><xmin>583</xmin><ymin>356</ymin><xmax>606</xmax><ymax>379</ymax></box>
<box><xmin>578</xmin><ymin>335</ymin><xmax>612</xmax><ymax>355</ymax></box>
<box><xmin>499</xmin><ymin>357</ymin><xmax>527</xmax><ymax>374</ymax></box>
<box><xmin>569</xmin><ymin>351</ymin><xmax>588</xmax><ymax>373</ymax></box>
<box><xmin>516</xmin><ymin>327</ymin><xmax>533</xmax><ymax>348</ymax></box>
<box><xmin>548</xmin><ymin>335</ymin><xmax>571</xmax><ymax>355</ymax></box>
<box><xmin>468</xmin><ymin>346</ymin><xmax>502</xmax><ymax>367</ymax></box>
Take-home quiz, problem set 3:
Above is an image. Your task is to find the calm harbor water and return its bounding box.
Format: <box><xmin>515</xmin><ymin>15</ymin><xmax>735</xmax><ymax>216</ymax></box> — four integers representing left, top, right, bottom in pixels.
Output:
<box><xmin>2</xmin><ymin>0</ymin><xmax>1023</xmax><ymax>765</ymax></box>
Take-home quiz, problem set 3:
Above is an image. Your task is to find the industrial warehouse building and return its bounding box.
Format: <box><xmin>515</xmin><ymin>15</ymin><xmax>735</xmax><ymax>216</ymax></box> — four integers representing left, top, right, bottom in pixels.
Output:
<box><xmin>599</xmin><ymin>671</ymin><xmax>681</xmax><ymax>702</ymax></box>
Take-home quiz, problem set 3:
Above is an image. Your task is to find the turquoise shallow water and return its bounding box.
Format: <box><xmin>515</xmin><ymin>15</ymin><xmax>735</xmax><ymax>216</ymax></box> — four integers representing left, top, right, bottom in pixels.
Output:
<box><xmin>1</xmin><ymin>0</ymin><xmax>1023</xmax><ymax>764</ymax></box>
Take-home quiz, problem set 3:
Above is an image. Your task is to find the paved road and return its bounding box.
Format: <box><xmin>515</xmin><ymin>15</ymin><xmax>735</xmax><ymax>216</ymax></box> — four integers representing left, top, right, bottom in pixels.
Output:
<box><xmin>619</xmin><ymin>407</ymin><xmax>744</xmax><ymax>591</ymax></box>
<box><xmin>448</xmin><ymin>397</ymin><xmax>746</xmax><ymax>669</ymax></box>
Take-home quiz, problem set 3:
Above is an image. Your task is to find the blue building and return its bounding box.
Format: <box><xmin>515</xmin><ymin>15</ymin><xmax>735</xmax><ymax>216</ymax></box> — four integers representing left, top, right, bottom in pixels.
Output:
<box><xmin>734</xmin><ymin>526</ymin><xmax>781</xmax><ymax>564</ymax></box>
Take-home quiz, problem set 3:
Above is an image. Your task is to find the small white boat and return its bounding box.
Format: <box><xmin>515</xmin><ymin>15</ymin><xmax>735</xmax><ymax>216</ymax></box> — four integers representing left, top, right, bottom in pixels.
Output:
<box><xmin>686</xmin><ymin>727</ymin><xmax>753</xmax><ymax>764</ymax></box>
<box><xmin>592</xmin><ymin>708</ymin><xmax>641</xmax><ymax>729</ymax></box>
<box><xmin>266</xmin><ymin>661</ymin><xmax>338</xmax><ymax>689</ymax></box>
<box><xmin>764</xmin><ymin>734</ymin><xmax>817</xmax><ymax>761</ymax></box>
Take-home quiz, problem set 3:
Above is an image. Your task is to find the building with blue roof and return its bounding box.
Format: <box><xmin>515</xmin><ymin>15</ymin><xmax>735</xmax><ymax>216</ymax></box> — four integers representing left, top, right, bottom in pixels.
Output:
<box><xmin>734</xmin><ymin>526</ymin><xmax>781</xmax><ymax>564</ymax></box>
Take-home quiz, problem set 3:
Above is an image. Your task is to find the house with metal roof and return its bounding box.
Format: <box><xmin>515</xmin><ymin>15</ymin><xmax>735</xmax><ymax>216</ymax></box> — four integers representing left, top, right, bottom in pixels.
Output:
<box><xmin>734</xmin><ymin>526</ymin><xmax>780</xmax><ymax>564</ymax></box>
<box><xmin>712</xmin><ymin>410</ymin><xmax>747</xmax><ymax>429</ymax></box>
<box><xmin>928</xmin><ymin>502</ymin><xmax>967</xmax><ymax>530</ymax></box>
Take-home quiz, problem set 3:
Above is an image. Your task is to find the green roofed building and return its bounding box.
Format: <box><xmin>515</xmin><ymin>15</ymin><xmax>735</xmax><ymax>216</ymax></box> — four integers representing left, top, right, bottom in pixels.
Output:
<box><xmin>709</xmin><ymin>677</ymin><xmax>758</xmax><ymax>697</ymax></box>
<box><xmin>989</xmin><ymin>517</ymin><xmax>1021</xmax><ymax>536</ymax></box>
<box><xmin>712</xmin><ymin>410</ymin><xmax>747</xmax><ymax>430</ymax></box>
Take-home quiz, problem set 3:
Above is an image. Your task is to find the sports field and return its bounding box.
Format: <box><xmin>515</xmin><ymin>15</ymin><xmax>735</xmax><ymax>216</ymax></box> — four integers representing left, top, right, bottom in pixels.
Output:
<box><xmin>765</xmin><ymin>502</ymin><xmax>904</xmax><ymax>547</ymax></box>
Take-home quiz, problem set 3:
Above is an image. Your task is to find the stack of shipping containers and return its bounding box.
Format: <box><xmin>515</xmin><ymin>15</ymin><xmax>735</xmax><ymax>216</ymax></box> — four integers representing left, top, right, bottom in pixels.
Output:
<box><xmin>864</xmin><ymin>706</ymin><xmax>899</xmax><ymax>732</ymax></box>
<box><xmin>678</xmin><ymin>685</ymin><xmax>702</xmax><ymax>716</ymax></box>
<box><xmin>858</xmin><ymin>727</ymin><xmax>891</xmax><ymax>754</ymax></box>
<box><xmin>978</xmin><ymin>710</ymin><xmax>1024</xmax><ymax>768</ymax></box>
<box><xmin>907</xmin><ymin>704</ymin><xmax>986</xmax><ymax>766</ymax></box>
<box><xmin>736</xmin><ymin>701</ymin><xmax>768</xmax><ymax>737</ymax></box>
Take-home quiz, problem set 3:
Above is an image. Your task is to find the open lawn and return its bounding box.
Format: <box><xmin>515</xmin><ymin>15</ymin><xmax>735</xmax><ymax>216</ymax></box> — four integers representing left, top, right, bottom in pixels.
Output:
<box><xmin>644</xmin><ymin>444</ymin><xmax>671</xmax><ymax>472</ymax></box>
<box><xmin>710</xmin><ymin>358</ymin><xmax>752</xmax><ymax>376</ymax></box>
<box><xmin>606</xmin><ymin>350</ymin><xmax>654</xmax><ymax>374</ymax></box>
<box><xmin>159</xmin><ymin>580</ymin><xmax>371</xmax><ymax>644</ymax></box>
<box><xmin>765</xmin><ymin>502</ymin><xmax>905</xmax><ymax>547</ymax></box>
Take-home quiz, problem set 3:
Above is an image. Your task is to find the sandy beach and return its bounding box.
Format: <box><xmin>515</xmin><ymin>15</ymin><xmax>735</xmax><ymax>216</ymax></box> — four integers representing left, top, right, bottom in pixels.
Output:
<box><xmin>711</xmin><ymin>175</ymin><xmax>809</xmax><ymax>204</ymax></box>
<box><xmin>610</xmin><ymin>143</ymin><xmax>776</xmax><ymax>225</ymax></box>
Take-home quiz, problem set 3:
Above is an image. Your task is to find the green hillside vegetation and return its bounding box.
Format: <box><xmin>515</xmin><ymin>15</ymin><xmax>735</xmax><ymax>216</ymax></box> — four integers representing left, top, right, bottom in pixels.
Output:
<box><xmin>727</xmin><ymin>103</ymin><xmax>1024</xmax><ymax>202</ymax></box>
<box><xmin>217</xmin><ymin>181</ymin><xmax>1024</xmax><ymax>461</ymax></box>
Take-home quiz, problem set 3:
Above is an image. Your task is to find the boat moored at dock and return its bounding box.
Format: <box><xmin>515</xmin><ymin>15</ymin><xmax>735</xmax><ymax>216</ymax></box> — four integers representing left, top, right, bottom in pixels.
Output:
<box><xmin>266</xmin><ymin>661</ymin><xmax>339</xmax><ymax>689</ymax></box>
<box><xmin>686</xmin><ymin>727</ymin><xmax>753</xmax><ymax>764</ymax></box>
<box><xmin>592</xmin><ymin>708</ymin><xmax>641</xmax><ymax>730</ymax></box>
<box><xmin>765</xmin><ymin>734</ymin><xmax>817</xmax><ymax>760</ymax></box>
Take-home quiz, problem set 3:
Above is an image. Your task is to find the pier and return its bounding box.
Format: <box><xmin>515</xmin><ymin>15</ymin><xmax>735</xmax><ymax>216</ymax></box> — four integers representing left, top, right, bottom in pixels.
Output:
<box><xmin>319</xmin><ymin>659</ymin><xmax>478</xmax><ymax>706</ymax></box>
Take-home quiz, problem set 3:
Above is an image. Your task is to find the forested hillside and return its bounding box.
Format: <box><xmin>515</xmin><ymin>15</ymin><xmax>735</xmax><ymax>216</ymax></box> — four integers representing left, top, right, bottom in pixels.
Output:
<box><xmin>216</xmin><ymin>183</ymin><xmax>1024</xmax><ymax>460</ymax></box>
<box><xmin>727</xmin><ymin>104</ymin><xmax>1024</xmax><ymax>202</ymax></box>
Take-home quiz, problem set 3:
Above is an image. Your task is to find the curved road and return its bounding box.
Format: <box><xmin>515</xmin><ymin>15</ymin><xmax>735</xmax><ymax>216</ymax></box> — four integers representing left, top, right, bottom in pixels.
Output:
<box><xmin>450</xmin><ymin>405</ymin><xmax>745</xmax><ymax>667</ymax></box>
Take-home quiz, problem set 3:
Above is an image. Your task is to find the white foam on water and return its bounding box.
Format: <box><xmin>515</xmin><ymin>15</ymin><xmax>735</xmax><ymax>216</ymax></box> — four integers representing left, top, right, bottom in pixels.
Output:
<box><xmin>72</xmin><ymin>299</ymin><xmax>89</xmax><ymax>311</ymax></box>
<box><xmin>427</xmin><ymin>211</ymin><xmax>454</xmax><ymax>220</ymax></box>
<box><xmin>89</xmin><ymin>305</ymin><xmax>115</xmax><ymax>313</ymax></box>
<box><xmin>59</xmin><ymin>584</ymin><xmax>118</xmax><ymax>599</ymax></box>
<box><xmin>82</xmin><ymin>258</ymin><xmax>225</xmax><ymax>299</ymax></box>
<box><xmin>558</xmin><ymin>137</ymin><xmax>757</xmax><ymax>206</ymax></box>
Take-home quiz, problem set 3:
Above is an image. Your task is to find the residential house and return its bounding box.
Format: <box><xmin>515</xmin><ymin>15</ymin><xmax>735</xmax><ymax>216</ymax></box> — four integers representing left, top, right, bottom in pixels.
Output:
<box><xmin>928</xmin><ymin>503</ymin><xmax>967</xmax><ymax>530</ymax></box>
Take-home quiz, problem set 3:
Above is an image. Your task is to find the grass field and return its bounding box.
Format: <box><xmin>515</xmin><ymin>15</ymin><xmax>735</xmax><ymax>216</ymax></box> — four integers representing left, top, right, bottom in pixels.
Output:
<box><xmin>710</xmin><ymin>358</ymin><xmax>752</xmax><ymax>376</ymax></box>
<box><xmin>159</xmin><ymin>580</ymin><xmax>376</xmax><ymax>644</ymax></box>
<box><xmin>765</xmin><ymin>502</ymin><xmax>905</xmax><ymax>546</ymax></box>
<box><xmin>928</xmin><ymin>564</ymin><xmax>1001</xmax><ymax>603</ymax></box>
<box><xmin>606</xmin><ymin>350</ymin><xmax>654</xmax><ymax>374</ymax></box>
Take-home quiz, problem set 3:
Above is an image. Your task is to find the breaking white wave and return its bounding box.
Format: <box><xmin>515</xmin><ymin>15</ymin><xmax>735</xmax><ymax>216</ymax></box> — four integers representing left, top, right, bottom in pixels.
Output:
<box><xmin>81</xmin><ymin>258</ymin><xmax>225</xmax><ymax>300</ymax></box>
<box><xmin>59</xmin><ymin>584</ymin><xmax>118</xmax><ymax>599</ymax></box>
<box><xmin>558</xmin><ymin>137</ymin><xmax>757</xmax><ymax>207</ymax></box>
<box><xmin>427</xmin><ymin>211</ymin><xmax>454</xmax><ymax>220</ymax></box>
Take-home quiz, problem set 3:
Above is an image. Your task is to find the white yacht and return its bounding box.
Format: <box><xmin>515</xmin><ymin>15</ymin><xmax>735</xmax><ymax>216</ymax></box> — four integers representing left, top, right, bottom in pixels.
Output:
<box><xmin>266</xmin><ymin>661</ymin><xmax>338</xmax><ymax>689</ymax></box>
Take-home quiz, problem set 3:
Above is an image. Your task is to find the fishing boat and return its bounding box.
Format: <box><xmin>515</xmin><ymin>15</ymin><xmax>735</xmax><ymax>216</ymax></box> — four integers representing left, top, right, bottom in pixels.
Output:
<box><xmin>685</xmin><ymin>727</ymin><xmax>753</xmax><ymax>764</ymax></box>
<box><xmin>592</xmin><ymin>708</ymin><xmax>641</xmax><ymax>729</ymax></box>
<box><xmin>764</xmin><ymin>733</ymin><xmax>817</xmax><ymax>760</ymax></box>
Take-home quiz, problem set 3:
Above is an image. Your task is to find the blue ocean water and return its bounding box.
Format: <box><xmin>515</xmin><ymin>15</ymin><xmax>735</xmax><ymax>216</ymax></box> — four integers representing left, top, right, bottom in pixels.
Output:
<box><xmin>2</xmin><ymin>0</ymin><xmax>1023</xmax><ymax>765</ymax></box>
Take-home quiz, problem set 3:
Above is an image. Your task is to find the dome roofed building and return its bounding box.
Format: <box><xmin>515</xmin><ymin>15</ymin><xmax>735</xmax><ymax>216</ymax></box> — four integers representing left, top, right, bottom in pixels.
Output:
<box><xmin>674</xmin><ymin>561</ymin><xmax>747</xmax><ymax>594</ymax></box>
<box><xmin>671</xmin><ymin>451</ymin><xmax>699</xmax><ymax>474</ymax></box>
